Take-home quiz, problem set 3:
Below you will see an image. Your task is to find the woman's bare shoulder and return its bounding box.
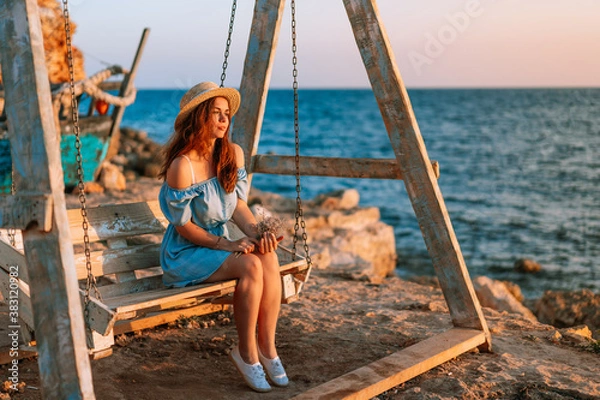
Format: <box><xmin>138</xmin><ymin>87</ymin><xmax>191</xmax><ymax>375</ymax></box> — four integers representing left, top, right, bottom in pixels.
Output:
<box><xmin>166</xmin><ymin>156</ymin><xmax>193</xmax><ymax>189</ymax></box>
<box><xmin>231</xmin><ymin>143</ymin><xmax>245</xmax><ymax>168</ymax></box>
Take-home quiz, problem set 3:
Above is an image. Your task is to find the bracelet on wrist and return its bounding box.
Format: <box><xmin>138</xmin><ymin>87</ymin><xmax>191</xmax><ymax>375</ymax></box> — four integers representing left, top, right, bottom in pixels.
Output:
<box><xmin>215</xmin><ymin>236</ymin><xmax>223</xmax><ymax>249</ymax></box>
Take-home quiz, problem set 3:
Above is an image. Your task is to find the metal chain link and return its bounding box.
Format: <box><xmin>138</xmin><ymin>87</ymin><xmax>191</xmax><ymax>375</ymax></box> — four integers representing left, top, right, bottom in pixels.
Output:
<box><xmin>62</xmin><ymin>0</ymin><xmax>102</xmax><ymax>331</ymax></box>
<box><xmin>290</xmin><ymin>0</ymin><xmax>312</xmax><ymax>271</ymax></box>
<box><xmin>220</xmin><ymin>0</ymin><xmax>237</xmax><ymax>87</ymax></box>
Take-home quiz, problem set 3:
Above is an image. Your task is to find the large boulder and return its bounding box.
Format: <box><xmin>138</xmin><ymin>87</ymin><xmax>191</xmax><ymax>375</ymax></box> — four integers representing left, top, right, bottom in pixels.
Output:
<box><xmin>473</xmin><ymin>276</ymin><xmax>537</xmax><ymax>322</ymax></box>
<box><xmin>98</xmin><ymin>162</ymin><xmax>126</xmax><ymax>192</ymax></box>
<box><xmin>250</xmin><ymin>188</ymin><xmax>398</xmax><ymax>283</ymax></box>
<box><xmin>534</xmin><ymin>289</ymin><xmax>600</xmax><ymax>332</ymax></box>
<box><xmin>305</xmin><ymin>191</ymin><xmax>397</xmax><ymax>283</ymax></box>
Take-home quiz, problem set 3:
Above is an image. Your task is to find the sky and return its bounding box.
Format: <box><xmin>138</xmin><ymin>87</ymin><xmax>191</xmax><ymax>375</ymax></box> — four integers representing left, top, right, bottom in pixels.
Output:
<box><xmin>67</xmin><ymin>0</ymin><xmax>600</xmax><ymax>89</ymax></box>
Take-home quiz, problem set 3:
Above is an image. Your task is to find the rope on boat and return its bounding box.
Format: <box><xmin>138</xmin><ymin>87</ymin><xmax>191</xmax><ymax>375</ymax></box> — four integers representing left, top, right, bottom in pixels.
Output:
<box><xmin>52</xmin><ymin>65</ymin><xmax>137</xmax><ymax>110</ymax></box>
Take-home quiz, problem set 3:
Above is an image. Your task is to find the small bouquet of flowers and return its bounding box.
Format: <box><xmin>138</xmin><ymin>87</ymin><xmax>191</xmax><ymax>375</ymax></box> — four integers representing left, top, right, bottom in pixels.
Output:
<box><xmin>255</xmin><ymin>214</ymin><xmax>285</xmax><ymax>242</ymax></box>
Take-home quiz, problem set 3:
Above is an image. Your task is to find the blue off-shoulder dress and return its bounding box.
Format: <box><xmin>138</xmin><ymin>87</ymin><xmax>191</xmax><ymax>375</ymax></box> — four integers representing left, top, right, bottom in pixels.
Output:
<box><xmin>159</xmin><ymin>168</ymin><xmax>249</xmax><ymax>288</ymax></box>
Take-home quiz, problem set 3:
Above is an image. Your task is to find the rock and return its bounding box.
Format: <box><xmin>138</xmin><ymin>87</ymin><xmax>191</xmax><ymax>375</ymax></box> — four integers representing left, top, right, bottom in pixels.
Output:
<box><xmin>501</xmin><ymin>280</ymin><xmax>524</xmax><ymax>303</ymax></box>
<box><xmin>534</xmin><ymin>289</ymin><xmax>600</xmax><ymax>332</ymax></box>
<box><xmin>473</xmin><ymin>276</ymin><xmax>537</xmax><ymax>322</ymax></box>
<box><xmin>407</xmin><ymin>275</ymin><xmax>440</xmax><ymax>288</ymax></box>
<box><xmin>82</xmin><ymin>181</ymin><xmax>104</xmax><ymax>194</ymax></box>
<box><xmin>144</xmin><ymin>162</ymin><xmax>162</xmax><ymax>178</ymax></box>
<box><xmin>327</xmin><ymin>207</ymin><xmax>381</xmax><ymax>230</ymax></box>
<box><xmin>250</xmin><ymin>204</ymin><xmax>274</xmax><ymax>220</ymax></box>
<box><xmin>560</xmin><ymin>325</ymin><xmax>593</xmax><ymax>344</ymax></box>
<box><xmin>124</xmin><ymin>170</ymin><xmax>138</xmax><ymax>182</ymax></box>
<box><xmin>98</xmin><ymin>162</ymin><xmax>127</xmax><ymax>191</ymax></box>
<box><xmin>514</xmin><ymin>258</ymin><xmax>542</xmax><ymax>273</ymax></box>
<box><xmin>325</xmin><ymin>252</ymin><xmax>378</xmax><ymax>282</ymax></box>
<box><xmin>330</xmin><ymin>221</ymin><xmax>397</xmax><ymax>280</ymax></box>
<box><xmin>110</xmin><ymin>154</ymin><xmax>128</xmax><ymax>166</ymax></box>
<box><xmin>548</xmin><ymin>330</ymin><xmax>562</xmax><ymax>343</ymax></box>
<box><xmin>246</xmin><ymin>185</ymin><xmax>397</xmax><ymax>283</ymax></box>
<box><xmin>135</xmin><ymin>130</ymin><xmax>148</xmax><ymax>141</ymax></box>
<box><xmin>121</xmin><ymin>126</ymin><xmax>139</xmax><ymax>140</ymax></box>
<box><xmin>315</xmin><ymin>189</ymin><xmax>360</xmax><ymax>210</ymax></box>
<box><xmin>310</xmin><ymin>247</ymin><xmax>331</xmax><ymax>270</ymax></box>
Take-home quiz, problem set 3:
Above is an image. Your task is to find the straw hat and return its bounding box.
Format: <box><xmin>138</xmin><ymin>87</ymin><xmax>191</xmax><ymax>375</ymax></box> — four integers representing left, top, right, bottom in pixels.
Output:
<box><xmin>174</xmin><ymin>81</ymin><xmax>241</xmax><ymax>128</ymax></box>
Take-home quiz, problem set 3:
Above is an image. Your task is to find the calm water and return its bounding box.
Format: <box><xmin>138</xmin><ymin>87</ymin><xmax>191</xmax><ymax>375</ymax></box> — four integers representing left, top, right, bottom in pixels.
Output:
<box><xmin>119</xmin><ymin>88</ymin><xmax>599</xmax><ymax>298</ymax></box>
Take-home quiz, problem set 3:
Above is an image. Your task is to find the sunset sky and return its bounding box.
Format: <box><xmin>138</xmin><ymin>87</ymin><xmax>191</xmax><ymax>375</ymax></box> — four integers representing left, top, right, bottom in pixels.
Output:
<box><xmin>69</xmin><ymin>0</ymin><xmax>600</xmax><ymax>89</ymax></box>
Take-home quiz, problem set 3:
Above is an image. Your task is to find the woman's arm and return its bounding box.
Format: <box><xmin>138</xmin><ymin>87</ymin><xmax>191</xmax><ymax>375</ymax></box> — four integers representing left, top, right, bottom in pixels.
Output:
<box><xmin>230</xmin><ymin>143</ymin><xmax>278</xmax><ymax>254</ymax></box>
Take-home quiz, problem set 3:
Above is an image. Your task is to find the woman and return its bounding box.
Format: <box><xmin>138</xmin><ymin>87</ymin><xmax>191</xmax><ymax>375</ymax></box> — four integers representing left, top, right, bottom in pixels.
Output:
<box><xmin>158</xmin><ymin>81</ymin><xmax>287</xmax><ymax>393</ymax></box>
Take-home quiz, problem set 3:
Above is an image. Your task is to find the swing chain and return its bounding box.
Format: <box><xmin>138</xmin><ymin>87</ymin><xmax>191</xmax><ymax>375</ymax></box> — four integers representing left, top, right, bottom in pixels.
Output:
<box><xmin>290</xmin><ymin>0</ymin><xmax>312</xmax><ymax>270</ymax></box>
<box><xmin>62</xmin><ymin>0</ymin><xmax>102</xmax><ymax>326</ymax></box>
<box><xmin>220</xmin><ymin>0</ymin><xmax>237</xmax><ymax>87</ymax></box>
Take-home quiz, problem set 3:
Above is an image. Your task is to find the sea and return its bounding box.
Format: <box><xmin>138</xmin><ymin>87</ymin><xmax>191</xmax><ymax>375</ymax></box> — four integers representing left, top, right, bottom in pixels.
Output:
<box><xmin>91</xmin><ymin>88</ymin><xmax>600</xmax><ymax>298</ymax></box>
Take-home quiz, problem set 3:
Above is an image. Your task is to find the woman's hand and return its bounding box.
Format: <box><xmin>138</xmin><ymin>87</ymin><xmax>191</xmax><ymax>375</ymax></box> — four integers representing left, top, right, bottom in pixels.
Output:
<box><xmin>227</xmin><ymin>237</ymin><xmax>258</xmax><ymax>255</ymax></box>
<box><xmin>256</xmin><ymin>232</ymin><xmax>283</xmax><ymax>254</ymax></box>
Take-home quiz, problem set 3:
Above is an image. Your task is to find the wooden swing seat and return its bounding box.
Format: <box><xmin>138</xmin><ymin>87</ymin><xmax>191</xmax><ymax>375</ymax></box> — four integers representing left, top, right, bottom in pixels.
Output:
<box><xmin>1</xmin><ymin>199</ymin><xmax>309</xmax><ymax>359</ymax></box>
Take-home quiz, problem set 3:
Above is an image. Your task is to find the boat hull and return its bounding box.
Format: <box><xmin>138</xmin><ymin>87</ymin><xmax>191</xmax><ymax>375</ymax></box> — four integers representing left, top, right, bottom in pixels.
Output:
<box><xmin>1</xmin><ymin>115</ymin><xmax>114</xmax><ymax>193</ymax></box>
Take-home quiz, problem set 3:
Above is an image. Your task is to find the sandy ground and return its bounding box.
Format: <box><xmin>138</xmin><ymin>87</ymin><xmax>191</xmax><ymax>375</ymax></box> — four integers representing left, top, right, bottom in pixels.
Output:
<box><xmin>1</xmin><ymin>177</ymin><xmax>599</xmax><ymax>399</ymax></box>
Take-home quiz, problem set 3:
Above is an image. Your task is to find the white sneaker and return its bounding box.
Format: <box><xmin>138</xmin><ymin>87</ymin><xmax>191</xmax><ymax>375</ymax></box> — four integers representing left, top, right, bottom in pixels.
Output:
<box><xmin>229</xmin><ymin>345</ymin><xmax>272</xmax><ymax>393</ymax></box>
<box><xmin>258</xmin><ymin>347</ymin><xmax>289</xmax><ymax>387</ymax></box>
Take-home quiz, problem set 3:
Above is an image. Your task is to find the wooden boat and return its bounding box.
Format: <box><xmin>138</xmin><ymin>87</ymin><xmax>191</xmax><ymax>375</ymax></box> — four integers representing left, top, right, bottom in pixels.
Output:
<box><xmin>0</xmin><ymin>28</ymin><xmax>149</xmax><ymax>193</ymax></box>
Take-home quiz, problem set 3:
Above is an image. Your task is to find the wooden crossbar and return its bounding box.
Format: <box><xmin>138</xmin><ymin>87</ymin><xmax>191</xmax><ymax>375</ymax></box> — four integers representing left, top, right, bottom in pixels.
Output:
<box><xmin>292</xmin><ymin>328</ymin><xmax>487</xmax><ymax>400</ymax></box>
<box><xmin>251</xmin><ymin>155</ymin><xmax>440</xmax><ymax>180</ymax></box>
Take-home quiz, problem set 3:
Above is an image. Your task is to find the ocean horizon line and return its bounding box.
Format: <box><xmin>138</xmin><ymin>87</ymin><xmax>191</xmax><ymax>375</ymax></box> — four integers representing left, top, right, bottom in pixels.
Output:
<box><xmin>129</xmin><ymin>85</ymin><xmax>600</xmax><ymax>91</ymax></box>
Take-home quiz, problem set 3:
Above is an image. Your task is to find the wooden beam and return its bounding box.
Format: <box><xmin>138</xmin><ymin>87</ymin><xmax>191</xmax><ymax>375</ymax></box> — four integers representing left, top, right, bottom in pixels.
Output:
<box><xmin>232</xmin><ymin>0</ymin><xmax>285</xmax><ymax>181</ymax></box>
<box><xmin>0</xmin><ymin>193</ymin><xmax>53</xmax><ymax>231</ymax></box>
<box><xmin>0</xmin><ymin>0</ymin><xmax>95</xmax><ymax>398</ymax></box>
<box><xmin>251</xmin><ymin>154</ymin><xmax>440</xmax><ymax>179</ymax></box>
<box><xmin>105</xmin><ymin>28</ymin><xmax>150</xmax><ymax>163</ymax></box>
<box><xmin>343</xmin><ymin>0</ymin><xmax>491</xmax><ymax>349</ymax></box>
<box><xmin>292</xmin><ymin>328</ymin><xmax>486</xmax><ymax>400</ymax></box>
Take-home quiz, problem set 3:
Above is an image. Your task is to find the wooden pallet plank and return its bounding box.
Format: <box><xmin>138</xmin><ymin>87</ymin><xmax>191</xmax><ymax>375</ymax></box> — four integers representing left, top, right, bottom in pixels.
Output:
<box><xmin>80</xmin><ymin>290</ymin><xmax>117</xmax><ymax>336</ymax></box>
<box><xmin>73</xmin><ymin>243</ymin><xmax>161</xmax><ymax>279</ymax></box>
<box><xmin>72</xmin><ymin>243</ymin><xmax>306</xmax><ymax>281</ymax></box>
<box><xmin>113</xmin><ymin>303</ymin><xmax>227</xmax><ymax>335</ymax></box>
<box><xmin>0</xmin><ymin>237</ymin><xmax>30</xmax><ymax>284</ymax></box>
<box><xmin>67</xmin><ymin>201</ymin><xmax>167</xmax><ymax>245</ymax></box>
<box><xmin>292</xmin><ymin>328</ymin><xmax>487</xmax><ymax>400</ymax></box>
<box><xmin>97</xmin><ymin>275</ymin><xmax>165</xmax><ymax>300</ymax></box>
<box><xmin>251</xmin><ymin>155</ymin><xmax>440</xmax><ymax>180</ymax></box>
<box><xmin>105</xmin><ymin>280</ymin><xmax>238</xmax><ymax>313</ymax></box>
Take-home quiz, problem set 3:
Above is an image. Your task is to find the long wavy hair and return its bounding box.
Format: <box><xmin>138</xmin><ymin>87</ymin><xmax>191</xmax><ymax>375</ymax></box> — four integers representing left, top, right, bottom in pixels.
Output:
<box><xmin>158</xmin><ymin>97</ymin><xmax>237</xmax><ymax>192</ymax></box>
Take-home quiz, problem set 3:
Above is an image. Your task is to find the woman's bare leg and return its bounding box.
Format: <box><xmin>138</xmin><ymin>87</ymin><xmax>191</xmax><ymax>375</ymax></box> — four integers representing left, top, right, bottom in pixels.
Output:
<box><xmin>255</xmin><ymin>251</ymin><xmax>282</xmax><ymax>359</ymax></box>
<box><xmin>206</xmin><ymin>253</ymin><xmax>263</xmax><ymax>364</ymax></box>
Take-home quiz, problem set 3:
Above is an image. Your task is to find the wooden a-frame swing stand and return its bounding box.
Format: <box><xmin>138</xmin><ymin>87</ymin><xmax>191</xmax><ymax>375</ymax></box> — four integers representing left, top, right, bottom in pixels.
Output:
<box><xmin>0</xmin><ymin>0</ymin><xmax>491</xmax><ymax>398</ymax></box>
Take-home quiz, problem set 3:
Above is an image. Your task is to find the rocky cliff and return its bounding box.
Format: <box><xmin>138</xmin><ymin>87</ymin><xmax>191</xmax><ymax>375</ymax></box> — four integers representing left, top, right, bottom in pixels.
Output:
<box><xmin>0</xmin><ymin>0</ymin><xmax>85</xmax><ymax>86</ymax></box>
